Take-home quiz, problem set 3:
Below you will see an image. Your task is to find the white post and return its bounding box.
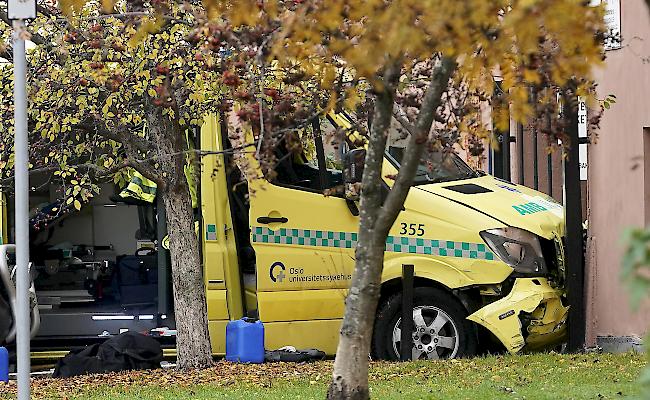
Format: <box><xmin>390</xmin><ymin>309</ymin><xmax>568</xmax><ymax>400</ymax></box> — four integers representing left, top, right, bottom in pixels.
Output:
<box><xmin>12</xmin><ymin>19</ymin><xmax>31</xmax><ymax>400</ymax></box>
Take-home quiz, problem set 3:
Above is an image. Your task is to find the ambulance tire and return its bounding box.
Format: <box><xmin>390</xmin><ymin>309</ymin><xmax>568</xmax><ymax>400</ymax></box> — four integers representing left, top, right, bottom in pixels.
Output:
<box><xmin>371</xmin><ymin>287</ymin><xmax>477</xmax><ymax>360</ymax></box>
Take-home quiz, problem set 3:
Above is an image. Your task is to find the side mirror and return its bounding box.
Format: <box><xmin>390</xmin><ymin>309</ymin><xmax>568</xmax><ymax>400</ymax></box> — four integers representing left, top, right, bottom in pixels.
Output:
<box><xmin>343</xmin><ymin>148</ymin><xmax>366</xmax><ymax>201</ymax></box>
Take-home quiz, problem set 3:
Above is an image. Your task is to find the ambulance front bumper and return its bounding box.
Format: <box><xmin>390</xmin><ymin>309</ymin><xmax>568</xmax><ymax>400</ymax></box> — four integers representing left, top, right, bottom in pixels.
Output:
<box><xmin>467</xmin><ymin>278</ymin><xmax>568</xmax><ymax>353</ymax></box>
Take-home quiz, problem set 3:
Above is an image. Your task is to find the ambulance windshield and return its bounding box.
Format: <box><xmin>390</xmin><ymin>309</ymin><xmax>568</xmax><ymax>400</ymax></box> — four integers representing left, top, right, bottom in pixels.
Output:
<box><xmin>385</xmin><ymin>146</ymin><xmax>478</xmax><ymax>185</ymax></box>
<box><xmin>384</xmin><ymin>115</ymin><xmax>478</xmax><ymax>185</ymax></box>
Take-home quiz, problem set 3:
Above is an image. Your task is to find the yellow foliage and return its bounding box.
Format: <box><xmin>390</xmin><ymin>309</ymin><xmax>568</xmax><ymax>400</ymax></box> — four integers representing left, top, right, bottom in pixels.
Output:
<box><xmin>101</xmin><ymin>0</ymin><xmax>115</xmax><ymax>14</ymax></box>
<box><xmin>0</xmin><ymin>0</ymin><xmax>608</xmax><ymax>214</ymax></box>
<box><xmin>59</xmin><ymin>0</ymin><xmax>86</xmax><ymax>18</ymax></box>
<box><xmin>255</xmin><ymin>0</ymin><xmax>604</xmax><ymax>124</ymax></box>
<box><xmin>128</xmin><ymin>16</ymin><xmax>165</xmax><ymax>47</ymax></box>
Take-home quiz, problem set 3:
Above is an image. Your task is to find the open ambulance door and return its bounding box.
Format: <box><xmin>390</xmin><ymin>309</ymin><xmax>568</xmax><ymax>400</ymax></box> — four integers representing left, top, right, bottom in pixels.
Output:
<box><xmin>200</xmin><ymin>115</ymin><xmax>244</xmax><ymax>354</ymax></box>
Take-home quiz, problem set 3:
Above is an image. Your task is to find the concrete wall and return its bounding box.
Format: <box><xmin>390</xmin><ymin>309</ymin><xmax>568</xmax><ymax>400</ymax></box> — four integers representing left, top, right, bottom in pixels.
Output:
<box><xmin>586</xmin><ymin>0</ymin><xmax>650</xmax><ymax>347</ymax></box>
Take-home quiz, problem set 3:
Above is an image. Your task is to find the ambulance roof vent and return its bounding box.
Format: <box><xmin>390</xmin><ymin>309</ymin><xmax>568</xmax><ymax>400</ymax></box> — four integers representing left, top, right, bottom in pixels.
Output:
<box><xmin>443</xmin><ymin>184</ymin><xmax>493</xmax><ymax>194</ymax></box>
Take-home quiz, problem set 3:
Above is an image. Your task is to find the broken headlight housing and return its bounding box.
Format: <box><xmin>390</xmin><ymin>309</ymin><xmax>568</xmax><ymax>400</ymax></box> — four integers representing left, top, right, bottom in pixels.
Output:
<box><xmin>480</xmin><ymin>227</ymin><xmax>547</xmax><ymax>275</ymax></box>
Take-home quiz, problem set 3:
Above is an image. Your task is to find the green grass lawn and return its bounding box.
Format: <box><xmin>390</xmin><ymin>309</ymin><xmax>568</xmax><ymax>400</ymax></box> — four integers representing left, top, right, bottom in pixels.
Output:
<box><xmin>0</xmin><ymin>352</ymin><xmax>646</xmax><ymax>399</ymax></box>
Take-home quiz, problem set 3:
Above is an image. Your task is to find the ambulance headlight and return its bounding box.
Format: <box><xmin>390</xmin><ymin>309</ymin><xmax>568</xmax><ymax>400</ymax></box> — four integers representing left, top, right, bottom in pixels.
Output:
<box><xmin>480</xmin><ymin>227</ymin><xmax>547</xmax><ymax>275</ymax></box>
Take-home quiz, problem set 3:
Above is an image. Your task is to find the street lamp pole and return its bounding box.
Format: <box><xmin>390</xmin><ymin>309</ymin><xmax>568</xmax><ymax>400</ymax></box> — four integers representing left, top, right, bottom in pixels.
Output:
<box><xmin>12</xmin><ymin>18</ymin><xmax>31</xmax><ymax>400</ymax></box>
<box><xmin>9</xmin><ymin>2</ymin><xmax>34</xmax><ymax>396</ymax></box>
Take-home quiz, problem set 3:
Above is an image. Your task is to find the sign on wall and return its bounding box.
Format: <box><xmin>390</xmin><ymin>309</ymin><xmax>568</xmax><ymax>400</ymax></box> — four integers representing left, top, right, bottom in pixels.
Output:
<box><xmin>7</xmin><ymin>0</ymin><xmax>36</xmax><ymax>20</ymax></box>
<box><xmin>591</xmin><ymin>0</ymin><xmax>622</xmax><ymax>50</ymax></box>
<box><xmin>578</xmin><ymin>97</ymin><xmax>588</xmax><ymax>181</ymax></box>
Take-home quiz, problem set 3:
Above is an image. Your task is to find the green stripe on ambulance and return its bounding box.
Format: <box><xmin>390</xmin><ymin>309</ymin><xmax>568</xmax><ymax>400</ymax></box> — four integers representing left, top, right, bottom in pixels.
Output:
<box><xmin>252</xmin><ymin>227</ymin><xmax>494</xmax><ymax>261</ymax></box>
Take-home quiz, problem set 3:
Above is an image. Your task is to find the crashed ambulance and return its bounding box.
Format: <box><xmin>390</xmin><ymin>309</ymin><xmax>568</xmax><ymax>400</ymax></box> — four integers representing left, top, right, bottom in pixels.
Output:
<box><xmin>0</xmin><ymin>111</ymin><xmax>567</xmax><ymax>361</ymax></box>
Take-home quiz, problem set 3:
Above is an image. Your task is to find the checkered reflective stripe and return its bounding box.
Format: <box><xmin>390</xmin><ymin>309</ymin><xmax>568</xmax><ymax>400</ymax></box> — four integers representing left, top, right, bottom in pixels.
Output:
<box><xmin>252</xmin><ymin>227</ymin><xmax>494</xmax><ymax>260</ymax></box>
<box><xmin>385</xmin><ymin>236</ymin><xmax>494</xmax><ymax>260</ymax></box>
<box><xmin>253</xmin><ymin>227</ymin><xmax>358</xmax><ymax>248</ymax></box>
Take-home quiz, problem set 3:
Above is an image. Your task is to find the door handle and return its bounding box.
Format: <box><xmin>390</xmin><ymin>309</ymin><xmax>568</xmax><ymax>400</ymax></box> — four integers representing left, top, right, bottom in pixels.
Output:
<box><xmin>257</xmin><ymin>216</ymin><xmax>288</xmax><ymax>224</ymax></box>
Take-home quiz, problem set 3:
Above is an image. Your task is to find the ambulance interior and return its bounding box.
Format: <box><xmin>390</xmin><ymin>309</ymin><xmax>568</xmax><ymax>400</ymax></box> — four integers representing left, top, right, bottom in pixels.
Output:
<box><xmin>0</xmin><ymin>172</ymin><xmax>173</xmax><ymax>346</ymax></box>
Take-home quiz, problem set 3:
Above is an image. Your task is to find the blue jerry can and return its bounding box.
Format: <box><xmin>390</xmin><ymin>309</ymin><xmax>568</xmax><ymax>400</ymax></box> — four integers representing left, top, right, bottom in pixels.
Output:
<box><xmin>0</xmin><ymin>346</ymin><xmax>8</xmax><ymax>382</ymax></box>
<box><xmin>225</xmin><ymin>318</ymin><xmax>265</xmax><ymax>363</ymax></box>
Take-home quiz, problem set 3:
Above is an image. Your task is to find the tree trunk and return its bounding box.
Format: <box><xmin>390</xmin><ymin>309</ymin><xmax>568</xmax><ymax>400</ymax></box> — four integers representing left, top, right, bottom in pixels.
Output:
<box><xmin>147</xmin><ymin>107</ymin><xmax>213</xmax><ymax>369</ymax></box>
<box><xmin>328</xmin><ymin>58</ymin><xmax>455</xmax><ymax>399</ymax></box>
<box><xmin>328</xmin><ymin>65</ymin><xmax>400</xmax><ymax>399</ymax></box>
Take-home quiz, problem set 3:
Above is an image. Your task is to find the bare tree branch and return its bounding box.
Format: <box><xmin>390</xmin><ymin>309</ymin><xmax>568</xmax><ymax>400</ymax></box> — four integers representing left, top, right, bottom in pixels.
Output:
<box><xmin>392</xmin><ymin>107</ymin><xmax>418</xmax><ymax>137</ymax></box>
<box><xmin>374</xmin><ymin>57</ymin><xmax>456</xmax><ymax>235</ymax></box>
<box><xmin>74</xmin><ymin>120</ymin><xmax>166</xmax><ymax>185</ymax></box>
<box><xmin>75</xmin><ymin>121</ymin><xmax>150</xmax><ymax>154</ymax></box>
<box><xmin>0</xmin><ymin>160</ymin><xmax>128</xmax><ymax>188</ymax></box>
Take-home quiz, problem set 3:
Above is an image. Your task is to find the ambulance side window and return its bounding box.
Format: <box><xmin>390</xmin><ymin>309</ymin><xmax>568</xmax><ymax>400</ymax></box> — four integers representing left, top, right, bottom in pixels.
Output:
<box><xmin>316</xmin><ymin>117</ymin><xmax>345</xmax><ymax>192</ymax></box>
<box><xmin>272</xmin><ymin>130</ymin><xmax>322</xmax><ymax>191</ymax></box>
<box><xmin>272</xmin><ymin>118</ymin><xmax>344</xmax><ymax>194</ymax></box>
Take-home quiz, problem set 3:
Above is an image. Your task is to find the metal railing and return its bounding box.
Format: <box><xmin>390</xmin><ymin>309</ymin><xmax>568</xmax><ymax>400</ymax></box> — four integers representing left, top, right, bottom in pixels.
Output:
<box><xmin>490</xmin><ymin>95</ymin><xmax>586</xmax><ymax>351</ymax></box>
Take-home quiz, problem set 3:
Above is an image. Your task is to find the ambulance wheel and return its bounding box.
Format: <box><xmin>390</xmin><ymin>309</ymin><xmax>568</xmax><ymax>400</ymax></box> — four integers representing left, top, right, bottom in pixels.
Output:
<box><xmin>372</xmin><ymin>287</ymin><xmax>477</xmax><ymax>360</ymax></box>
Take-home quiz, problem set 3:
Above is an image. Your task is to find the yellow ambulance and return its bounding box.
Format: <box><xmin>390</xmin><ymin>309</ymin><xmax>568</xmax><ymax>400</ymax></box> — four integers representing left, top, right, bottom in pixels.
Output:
<box><xmin>0</xmin><ymin>112</ymin><xmax>567</xmax><ymax>361</ymax></box>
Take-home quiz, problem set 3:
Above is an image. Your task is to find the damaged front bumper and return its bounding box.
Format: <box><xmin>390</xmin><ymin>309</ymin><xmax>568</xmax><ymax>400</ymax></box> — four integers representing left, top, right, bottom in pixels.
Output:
<box><xmin>467</xmin><ymin>278</ymin><xmax>568</xmax><ymax>353</ymax></box>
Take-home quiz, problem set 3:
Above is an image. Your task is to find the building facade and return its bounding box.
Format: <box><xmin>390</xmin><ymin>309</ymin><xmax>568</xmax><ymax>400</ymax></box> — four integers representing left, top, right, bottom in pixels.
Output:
<box><xmin>479</xmin><ymin>0</ymin><xmax>650</xmax><ymax>351</ymax></box>
<box><xmin>586</xmin><ymin>0</ymin><xmax>650</xmax><ymax>351</ymax></box>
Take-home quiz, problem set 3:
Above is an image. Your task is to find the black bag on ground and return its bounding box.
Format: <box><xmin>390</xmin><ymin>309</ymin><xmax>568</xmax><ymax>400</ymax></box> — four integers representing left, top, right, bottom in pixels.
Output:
<box><xmin>117</xmin><ymin>249</ymin><xmax>157</xmax><ymax>307</ymax></box>
<box><xmin>264</xmin><ymin>348</ymin><xmax>326</xmax><ymax>363</ymax></box>
<box><xmin>53</xmin><ymin>331</ymin><xmax>163</xmax><ymax>378</ymax></box>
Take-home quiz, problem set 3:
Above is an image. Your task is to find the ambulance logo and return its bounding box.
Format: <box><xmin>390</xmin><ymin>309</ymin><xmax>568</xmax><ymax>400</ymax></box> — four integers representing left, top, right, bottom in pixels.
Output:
<box><xmin>269</xmin><ymin>261</ymin><xmax>286</xmax><ymax>283</ymax></box>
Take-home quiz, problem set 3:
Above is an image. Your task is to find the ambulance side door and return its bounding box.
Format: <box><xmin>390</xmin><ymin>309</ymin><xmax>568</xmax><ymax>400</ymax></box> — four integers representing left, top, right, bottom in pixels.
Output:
<box><xmin>248</xmin><ymin>118</ymin><xmax>357</xmax><ymax>324</ymax></box>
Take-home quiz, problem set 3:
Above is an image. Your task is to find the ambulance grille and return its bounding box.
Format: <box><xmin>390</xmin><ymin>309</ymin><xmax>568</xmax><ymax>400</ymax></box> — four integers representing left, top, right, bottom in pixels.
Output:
<box><xmin>539</xmin><ymin>237</ymin><xmax>558</xmax><ymax>273</ymax></box>
<box><xmin>539</xmin><ymin>236</ymin><xmax>565</xmax><ymax>285</ymax></box>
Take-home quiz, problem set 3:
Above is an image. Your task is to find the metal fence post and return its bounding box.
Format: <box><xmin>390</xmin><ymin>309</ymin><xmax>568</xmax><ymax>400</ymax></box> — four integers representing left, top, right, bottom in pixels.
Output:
<box><xmin>492</xmin><ymin>81</ymin><xmax>511</xmax><ymax>180</ymax></box>
<box><xmin>563</xmin><ymin>93</ymin><xmax>586</xmax><ymax>352</ymax></box>
<box><xmin>400</xmin><ymin>264</ymin><xmax>414</xmax><ymax>361</ymax></box>
<box><xmin>517</xmin><ymin>122</ymin><xmax>525</xmax><ymax>184</ymax></box>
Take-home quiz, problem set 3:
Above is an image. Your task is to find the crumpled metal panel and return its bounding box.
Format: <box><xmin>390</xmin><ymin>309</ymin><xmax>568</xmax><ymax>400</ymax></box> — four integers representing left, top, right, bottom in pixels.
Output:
<box><xmin>467</xmin><ymin>278</ymin><xmax>568</xmax><ymax>353</ymax></box>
